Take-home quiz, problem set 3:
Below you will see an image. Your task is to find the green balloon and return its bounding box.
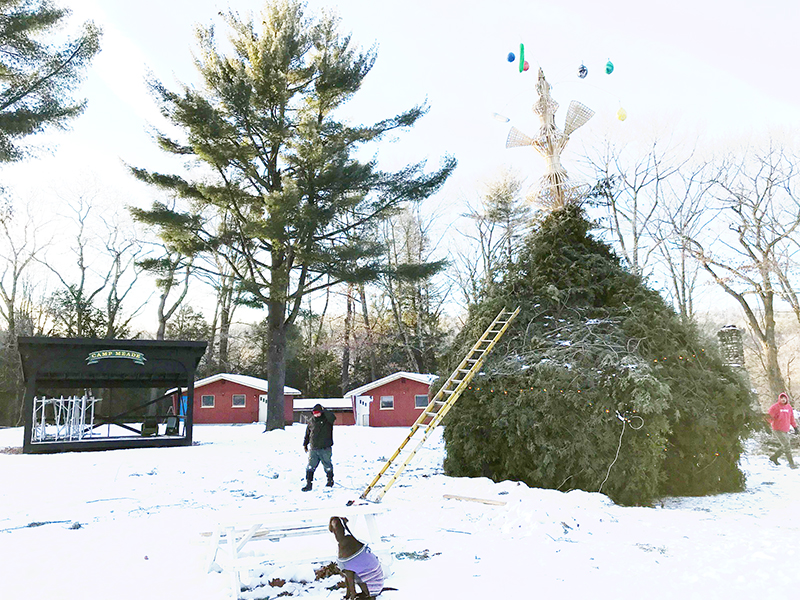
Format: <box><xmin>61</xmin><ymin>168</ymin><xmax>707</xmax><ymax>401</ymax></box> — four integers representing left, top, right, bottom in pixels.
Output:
<box><xmin>606</xmin><ymin>60</ymin><xmax>614</xmax><ymax>74</ymax></box>
<box><xmin>519</xmin><ymin>43</ymin><xmax>525</xmax><ymax>73</ymax></box>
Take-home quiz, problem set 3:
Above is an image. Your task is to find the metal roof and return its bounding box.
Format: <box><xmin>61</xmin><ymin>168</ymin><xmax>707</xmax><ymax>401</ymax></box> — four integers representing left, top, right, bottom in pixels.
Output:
<box><xmin>194</xmin><ymin>372</ymin><xmax>301</xmax><ymax>395</ymax></box>
<box><xmin>17</xmin><ymin>336</ymin><xmax>207</xmax><ymax>388</ymax></box>
<box><xmin>343</xmin><ymin>371</ymin><xmax>437</xmax><ymax>398</ymax></box>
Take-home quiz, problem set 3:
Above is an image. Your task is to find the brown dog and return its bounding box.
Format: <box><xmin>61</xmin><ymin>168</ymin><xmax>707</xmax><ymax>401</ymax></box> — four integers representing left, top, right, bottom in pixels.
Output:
<box><xmin>329</xmin><ymin>516</ymin><xmax>384</xmax><ymax>599</ymax></box>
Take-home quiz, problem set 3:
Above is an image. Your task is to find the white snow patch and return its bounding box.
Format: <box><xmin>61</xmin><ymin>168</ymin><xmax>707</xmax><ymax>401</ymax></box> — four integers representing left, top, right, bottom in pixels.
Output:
<box><xmin>0</xmin><ymin>424</ymin><xmax>798</xmax><ymax>599</ymax></box>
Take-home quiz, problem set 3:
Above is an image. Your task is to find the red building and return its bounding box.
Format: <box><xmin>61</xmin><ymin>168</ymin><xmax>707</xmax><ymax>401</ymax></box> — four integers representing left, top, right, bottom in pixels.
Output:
<box><xmin>174</xmin><ymin>373</ymin><xmax>301</xmax><ymax>425</ymax></box>
<box><xmin>344</xmin><ymin>372</ymin><xmax>438</xmax><ymax>427</ymax></box>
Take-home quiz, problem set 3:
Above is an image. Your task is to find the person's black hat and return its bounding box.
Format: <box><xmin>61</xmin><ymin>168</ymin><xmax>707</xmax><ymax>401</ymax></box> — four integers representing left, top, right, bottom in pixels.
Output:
<box><xmin>312</xmin><ymin>403</ymin><xmax>324</xmax><ymax>413</ymax></box>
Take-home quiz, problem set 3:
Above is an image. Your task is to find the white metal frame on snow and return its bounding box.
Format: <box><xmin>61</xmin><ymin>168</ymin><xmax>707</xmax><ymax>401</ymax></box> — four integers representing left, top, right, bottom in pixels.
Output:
<box><xmin>32</xmin><ymin>394</ymin><xmax>100</xmax><ymax>442</ymax></box>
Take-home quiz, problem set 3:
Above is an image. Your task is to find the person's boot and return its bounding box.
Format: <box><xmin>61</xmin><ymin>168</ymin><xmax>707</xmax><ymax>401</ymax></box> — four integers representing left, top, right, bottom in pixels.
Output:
<box><xmin>789</xmin><ymin>456</ymin><xmax>797</xmax><ymax>469</ymax></box>
<box><xmin>326</xmin><ymin>470</ymin><xmax>334</xmax><ymax>488</ymax></box>
<box><xmin>301</xmin><ymin>471</ymin><xmax>313</xmax><ymax>492</ymax></box>
<box><xmin>770</xmin><ymin>453</ymin><xmax>780</xmax><ymax>465</ymax></box>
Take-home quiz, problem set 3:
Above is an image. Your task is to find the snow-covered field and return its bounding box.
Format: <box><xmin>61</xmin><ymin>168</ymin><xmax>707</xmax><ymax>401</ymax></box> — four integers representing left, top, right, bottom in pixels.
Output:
<box><xmin>1</xmin><ymin>423</ymin><xmax>798</xmax><ymax>600</ymax></box>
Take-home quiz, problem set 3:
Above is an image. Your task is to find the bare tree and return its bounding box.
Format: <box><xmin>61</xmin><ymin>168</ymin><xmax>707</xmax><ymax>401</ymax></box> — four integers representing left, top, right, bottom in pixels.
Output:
<box><xmin>0</xmin><ymin>194</ymin><xmax>48</xmax><ymax>336</ymax></box>
<box><xmin>42</xmin><ymin>195</ymin><xmax>146</xmax><ymax>338</ymax></box>
<box><xmin>97</xmin><ymin>215</ymin><xmax>148</xmax><ymax>338</ymax></box>
<box><xmin>379</xmin><ymin>205</ymin><xmax>449</xmax><ymax>373</ymax></box>
<box><xmin>138</xmin><ymin>249</ymin><xmax>193</xmax><ymax>340</ymax></box>
<box><xmin>771</xmin><ymin>221</ymin><xmax>800</xmax><ymax>333</ymax></box>
<box><xmin>585</xmin><ymin>138</ymin><xmax>689</xmax><ymax>277</ymax></box>
<box><xmin>357</xmin><ymin>282</ymin><xmax>377</xmax><ymax>382</ymax></box>
<box><xmin>0</xmin><ymin>192</ymin><xmax>49</xmax><ymax>425</ymax></box>
<box><xmin>453</xmin><ymin>169</ymin><xmax>530</xmax><ymax>307</ymax></box>
<box><xmin>41</xmin><ymin>195</ymin><xmax>111</xmax><ymax>336</ymax></box>
<box><xmin>650</xmin><ymin>162</ymin><xmax>718</xmax><ymax>322</ymax></box>
<box><xmin>16</xmin><ymin>278</ymin><xmax>48</xmax><ymax>337</ymax></box>
<box><xmin>202</xmin><ymin>253</ymin><xmax>243</xmax><ymax>372</ymax></box>
<box><xmin>686</xmin><ymin>145</ymin><xmax>800</xmax><ymax>400</ymax></box>
<box><xmin>301</xmin><ymin>287</ymin><xmax>336</xmax><ymax>395</ymax></box>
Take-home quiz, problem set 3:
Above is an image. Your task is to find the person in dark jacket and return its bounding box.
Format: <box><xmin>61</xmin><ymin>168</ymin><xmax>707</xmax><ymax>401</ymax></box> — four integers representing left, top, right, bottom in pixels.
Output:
<box><xmin>302</xmin><ymin>403</ymin><xmax>336</xmax><ymax>491</ymax></box>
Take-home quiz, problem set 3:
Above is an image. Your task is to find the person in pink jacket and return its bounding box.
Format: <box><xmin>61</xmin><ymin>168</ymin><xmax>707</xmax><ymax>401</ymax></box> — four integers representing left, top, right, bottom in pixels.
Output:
<box><xmin>768</xmin><ymin>392</ymin><xmax>798</xmax><ymax>468</ymax></box>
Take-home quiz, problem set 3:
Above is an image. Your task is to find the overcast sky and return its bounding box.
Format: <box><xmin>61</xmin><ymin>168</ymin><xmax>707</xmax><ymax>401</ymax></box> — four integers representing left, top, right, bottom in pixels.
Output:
<box><xmin>4</xmin><ymin>0</ymin><xmax>800</xmax><ymax>326</ymax></box>
<box><xmin>9</xmin><ymin>0</ymin><xmax>800</xmax><ymax>202</ymax></box>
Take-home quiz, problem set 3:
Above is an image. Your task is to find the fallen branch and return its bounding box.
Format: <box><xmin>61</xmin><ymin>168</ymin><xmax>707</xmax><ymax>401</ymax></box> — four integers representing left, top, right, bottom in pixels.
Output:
<box><xmin>0</xmin><ymin>520</ymin><xmax>72</xmax><ymax>533</ymax></box>
<box><xmin>442</xmin><ymin>494</ymin><xmax>507</xmax><ymax>506</ymax></box>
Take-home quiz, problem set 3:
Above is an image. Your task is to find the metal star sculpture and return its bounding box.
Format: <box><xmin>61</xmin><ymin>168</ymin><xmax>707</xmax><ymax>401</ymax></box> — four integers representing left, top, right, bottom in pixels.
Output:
<box><xmin>506</xmin><ymin>68</ymin><xmax>594</xmax><ymax>209</ymax></box>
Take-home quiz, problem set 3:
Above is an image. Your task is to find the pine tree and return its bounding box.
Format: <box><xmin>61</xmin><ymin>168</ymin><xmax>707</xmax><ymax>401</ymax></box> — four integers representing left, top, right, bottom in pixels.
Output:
<box><xmin>443</xmin><ymin>204</ymin><xmax>754</xmax><ymax>505</ymax></box>
<box><xmin>0</xmin><ymin>0</ymin><xmax>100</xmax><ymax>162</ymax></box>
<box><xmin>130</xmin><ymin>0</ymin><xmax>455</xmax><ymax>430</ymax></box>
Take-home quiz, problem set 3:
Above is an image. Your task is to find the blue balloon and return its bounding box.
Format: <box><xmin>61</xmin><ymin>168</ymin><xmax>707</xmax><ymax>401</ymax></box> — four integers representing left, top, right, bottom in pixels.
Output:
<box><xmin>507</xmin><ymin>52</ymin><xmax>515</xmax><ymax>62</ymax></box>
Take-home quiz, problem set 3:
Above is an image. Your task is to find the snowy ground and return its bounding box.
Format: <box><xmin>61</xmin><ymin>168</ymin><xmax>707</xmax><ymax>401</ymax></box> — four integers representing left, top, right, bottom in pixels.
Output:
<box><xmin>1</xmin><ymin>424</ymin><xmax>798</xmax><ymax>600</ymax></box>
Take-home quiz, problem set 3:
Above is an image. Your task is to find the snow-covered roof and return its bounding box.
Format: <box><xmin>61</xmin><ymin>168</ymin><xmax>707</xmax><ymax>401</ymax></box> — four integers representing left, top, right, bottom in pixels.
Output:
<box><xmin>193</xmin><ymin>373</ymin><xmax>301</xmax><ymax>395</ymax></box>
<box><xmin>344</xmin><ymin>371</ymin><xmax>438</xmax><ymax>398</ymax></box>
<box><xmin>292</xmin><ymin>398</ymin><xmax>353</xmax><ymax>411</ymax></box>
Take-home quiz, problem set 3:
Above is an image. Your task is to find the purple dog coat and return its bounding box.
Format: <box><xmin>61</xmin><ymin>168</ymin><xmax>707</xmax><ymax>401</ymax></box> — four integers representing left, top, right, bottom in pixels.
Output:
<box><xmin>337</xmin><ymin>545</ymin><xmax>384</xmax><ymax>596</ymax></box>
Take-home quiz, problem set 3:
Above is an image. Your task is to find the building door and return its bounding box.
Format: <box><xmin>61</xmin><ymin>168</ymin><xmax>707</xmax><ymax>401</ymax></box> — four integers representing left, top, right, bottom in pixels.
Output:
<box><xmin>355</xmin><ymin>395</ymin><xmax>371</xmax><ymax>426</ymax></box>
<box><xmin>258</xmin><ymin>395</ymin><xmax>268</xmax><ymax>422</ymax></box>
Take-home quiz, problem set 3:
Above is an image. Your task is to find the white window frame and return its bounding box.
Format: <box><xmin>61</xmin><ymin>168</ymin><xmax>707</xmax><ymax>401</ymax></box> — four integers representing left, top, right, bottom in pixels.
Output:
<box><xmin>232</xmin><ymin>394</ymin><xmax>246</xmax><ymax>408</ymax></box>
<box><xmin>379</xmin><ymin>395</ymin><xmax>394</xmax><ymax>410</ymax></box>
<box><xmin>201</xmin><ymin>394</ymin><xmax>215</xmax><ymax>408</ymax></box>
<box><xmin>414</xmin><ymin>394</ymin><xmax>429</xmax><ymax>409</ymax></box>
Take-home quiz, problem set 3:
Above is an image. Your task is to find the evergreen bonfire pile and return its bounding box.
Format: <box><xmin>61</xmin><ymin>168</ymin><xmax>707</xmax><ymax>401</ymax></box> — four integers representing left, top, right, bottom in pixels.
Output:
<box><xmin>443</xmin><ymin>205</ymin><xmax>754</xmax><ymax>505</ymax></box>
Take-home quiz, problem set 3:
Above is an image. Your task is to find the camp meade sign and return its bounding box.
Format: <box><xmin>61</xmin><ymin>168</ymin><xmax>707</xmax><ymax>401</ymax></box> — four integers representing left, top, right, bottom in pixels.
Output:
<box><xmin>86</xmin><ymin>349</ymin><xmax>147</xmax><ymax>365</ymax></box>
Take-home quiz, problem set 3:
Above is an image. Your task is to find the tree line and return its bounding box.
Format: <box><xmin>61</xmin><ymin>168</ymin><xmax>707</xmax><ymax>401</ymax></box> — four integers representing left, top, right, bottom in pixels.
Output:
<box><xmin>0</xmin><ymin>0</ymin><xmax>797</xmax><ymax>428</ymax></box>
<box><xmin>583</xmin><ymin>138</ymin><xmax>800</xmax><ymax>406</ymax></box>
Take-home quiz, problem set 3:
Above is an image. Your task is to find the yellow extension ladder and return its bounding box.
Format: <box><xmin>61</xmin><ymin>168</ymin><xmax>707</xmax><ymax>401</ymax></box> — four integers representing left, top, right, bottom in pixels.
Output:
<box><xmin>358</xmin><ymin>306</ymin><xmax>521</xmax><ymax>503</ymax></box>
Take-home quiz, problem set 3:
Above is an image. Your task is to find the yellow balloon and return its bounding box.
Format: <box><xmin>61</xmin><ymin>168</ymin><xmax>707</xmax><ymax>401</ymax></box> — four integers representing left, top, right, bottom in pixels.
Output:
<box><xmin>617</xmin><ymin>107</ymin><xmax>627</xmax><ymax>121</ymax></box>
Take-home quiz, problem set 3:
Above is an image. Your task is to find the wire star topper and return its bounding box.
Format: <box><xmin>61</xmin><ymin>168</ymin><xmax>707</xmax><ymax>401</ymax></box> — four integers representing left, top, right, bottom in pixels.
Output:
<box><xmin>506</xmin><ymin>68</ymin><xmax>594</xmax><ymax>209</ymax></box>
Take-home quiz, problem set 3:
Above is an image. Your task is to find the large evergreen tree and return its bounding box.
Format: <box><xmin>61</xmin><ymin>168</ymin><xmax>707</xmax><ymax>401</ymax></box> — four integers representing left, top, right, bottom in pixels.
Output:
<box><xmin>130</xmin><ymin>1</ymin><xmax>455</xmax><ymax>429</ymax></box>
<box><xmin>443</xmin><ymin>204</ymin><xmax>754</xmax><ymax>505</ymax></box>
<box><xmin>0</xmin><ymin>0</ymin><xmax>100</xmax><ymax>162</ymax></box>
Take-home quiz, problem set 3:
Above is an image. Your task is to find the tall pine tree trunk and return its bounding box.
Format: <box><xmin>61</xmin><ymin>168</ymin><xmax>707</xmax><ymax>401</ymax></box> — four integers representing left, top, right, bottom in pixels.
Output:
<box><xmin>358</xmin><ymin>283</ymin><xmax>376</xmax><ymax>381</ymax></box>
<box><xmin>387</xmin><ymin>277</ymin><xmax>420</xmax><ymax>372</ymax></box>
<box><xmin>265</xmin><ymin>259</ymin><xmax>289</xmax><ymax>431</ymax></box>
<box><xmin>265</xmin><ymin>298</ymin><xmax>288</xmax><ymax>431</ymax></box>
<box><xmin>156</xmin><ymin>262</ymin><xmax>190</xmax><ymax>340</ymax></box>
<box><xmin>218</xmin><ymin>302</ymin><xmax>231</xmax><ymax>372</ymax></box>
<box><xmin>341</xmin><ymin>284</ymin><xmax>353</xmax><ymax>395</ymax></box>
<box><xmin>763</xmin><ymin>291</ymin><xmax>785</xmax><ymax>400</ymax></box>
<box><xmin>206</xmin><ymin>299</ymin><xmax>219</xmax><ymax>370</ymax></box>
<box><xmin>414</xmin><ymin>284</ymin><xmax>426</xmax><ymax>372</ymax></box>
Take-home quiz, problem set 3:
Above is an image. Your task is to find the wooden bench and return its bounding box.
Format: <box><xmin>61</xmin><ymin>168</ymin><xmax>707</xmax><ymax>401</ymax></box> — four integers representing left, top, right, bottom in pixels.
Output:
<box><xmin>203</xmin><ymin>504</ymin><xmax>386</xmax><ymax>598</ymax></box>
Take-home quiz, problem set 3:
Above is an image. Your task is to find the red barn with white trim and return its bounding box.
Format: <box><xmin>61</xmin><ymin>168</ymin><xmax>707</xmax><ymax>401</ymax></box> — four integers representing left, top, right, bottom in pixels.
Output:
<box><xmin>344</xmin><ymin>372</ymin><xmax>437</xmax><ymax>427</ymax></box>
<box><xmin>174</xmin><ymin>373</ymin><xmax>300</xmax><ymax>425</ymax></box>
